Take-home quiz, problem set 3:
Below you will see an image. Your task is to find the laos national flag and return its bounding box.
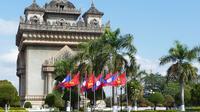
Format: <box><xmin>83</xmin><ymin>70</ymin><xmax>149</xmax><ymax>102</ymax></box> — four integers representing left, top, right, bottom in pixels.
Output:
<box><xmin>92</xmin><ymin>74</ymin><xmax>103</xmax><ymax>91</ymax></box>
<box><xmin>62</xmin><ymin>75</ymin><xmax>71</xmax><ymax>83</ymax></box>
<box><xmin>103</xmin><ymin>72</ymin><xmax>118</xmax><ymax>86</ymax></box>
<box><xmin>54</xmin><ymin>74</ymin><xmax>71</xmax><ymax>90</ymax></box>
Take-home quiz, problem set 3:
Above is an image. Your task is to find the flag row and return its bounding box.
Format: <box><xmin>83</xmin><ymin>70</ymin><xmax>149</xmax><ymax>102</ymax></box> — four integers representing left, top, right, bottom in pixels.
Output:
<box><xmin>55</xmin><ymin>72</ymin><xmax>127</xmax><ymax>92</ymax></box>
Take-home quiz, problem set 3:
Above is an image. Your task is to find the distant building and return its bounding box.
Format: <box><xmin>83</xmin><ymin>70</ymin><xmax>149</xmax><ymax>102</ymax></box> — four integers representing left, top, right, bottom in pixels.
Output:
<box><xmin>16</xmin><ymin>0</ymin><xmax>107</xmax><ymax>108</ymax></box>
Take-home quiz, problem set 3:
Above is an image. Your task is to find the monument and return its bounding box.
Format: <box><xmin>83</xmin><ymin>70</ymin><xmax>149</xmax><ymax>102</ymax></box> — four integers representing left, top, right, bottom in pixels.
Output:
<box><xmin>16</xmin><ymin>0</ymin><xmax>106</xmax><ymax>108</ymax></box>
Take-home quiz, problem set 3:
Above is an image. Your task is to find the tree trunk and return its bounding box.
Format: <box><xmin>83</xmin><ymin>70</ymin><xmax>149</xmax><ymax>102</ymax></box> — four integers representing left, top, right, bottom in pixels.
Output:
<box><xmin>154</xmin><ymin>103</ymin><xmax>156</xmax><ymax>110</ymax></box>
<box><xmin>133</xmin><ymin>100</ymin><xmax>137</xmax><ymax>111</ymax></box>
<box><xmin>180</xmin><ymin>81</ymin><xmax>185</xmax><ymax>111</ymax></box>
<box><xmin>113</xmin><ymin>86</ymin><xmax>118</xmax><ymax>112</ymax></box>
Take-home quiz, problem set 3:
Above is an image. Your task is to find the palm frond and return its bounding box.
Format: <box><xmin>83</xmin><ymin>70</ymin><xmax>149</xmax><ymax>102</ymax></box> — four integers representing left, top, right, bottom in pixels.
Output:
<box><xmin>160</xmin><ymin>55</ymin><xmax>176</xmax><ymax>65</ymax></box>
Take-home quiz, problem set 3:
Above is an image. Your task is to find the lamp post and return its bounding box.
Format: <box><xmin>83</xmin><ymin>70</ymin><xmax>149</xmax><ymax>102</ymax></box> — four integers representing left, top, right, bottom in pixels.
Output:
<box><xmin>120</xmin><ymin>87</ymin><xmax>123</xmax><ymax>112</ymax></box>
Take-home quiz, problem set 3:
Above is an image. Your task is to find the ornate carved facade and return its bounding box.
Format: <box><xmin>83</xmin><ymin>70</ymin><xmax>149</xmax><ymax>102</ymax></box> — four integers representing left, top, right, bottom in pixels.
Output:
<box><xmin>16</xmin><ymin>0</ymin><xmax>107</xmax><ymax>108</ymax></box>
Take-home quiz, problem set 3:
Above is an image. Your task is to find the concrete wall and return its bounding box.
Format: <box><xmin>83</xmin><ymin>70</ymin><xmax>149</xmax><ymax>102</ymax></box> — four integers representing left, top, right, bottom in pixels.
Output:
<box><xmin>25</xmin><ymin>46</ymin><xmax>61</xmax><ymax>95</ymax></box>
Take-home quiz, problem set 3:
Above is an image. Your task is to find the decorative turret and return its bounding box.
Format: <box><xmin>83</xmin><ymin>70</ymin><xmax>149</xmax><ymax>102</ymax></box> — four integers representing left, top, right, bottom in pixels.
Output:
<box><xmin>44</xmin><ymin>0</ymin><xmax>81</xmax><ymax>25</ymax></box>
<box><xmin>24</xmin><ymin>0</ymin><xmax>44</xmax><ymax>24</ymax></box>
<box><xmin>83</xmin><ymin>1</ymin><xmax>104</xmax><ymax>27</ymax></box>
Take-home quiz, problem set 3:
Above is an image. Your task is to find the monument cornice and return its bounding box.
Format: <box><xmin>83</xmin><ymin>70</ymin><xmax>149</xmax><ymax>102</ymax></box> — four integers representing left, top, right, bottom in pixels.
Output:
<box><xmin>16</xmin><ymin>23</ymin><xmax>104</xmax><ymax>47</ymax></box>
<box><xmin>18</xmin><ymin>23</ymin><xmax>104</xmax><ymax>33</ymax></box>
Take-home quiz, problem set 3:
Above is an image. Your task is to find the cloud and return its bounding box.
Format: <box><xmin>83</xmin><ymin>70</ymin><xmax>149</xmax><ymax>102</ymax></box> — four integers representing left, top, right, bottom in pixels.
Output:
<box><xmin>0</xmin><ymin>48</ymin><xmax>18</xmax><ymax>89</ymax></box>
<box><xmin>0</xmin><ymin>19</ymin><xmax>18</xmax><ymax>36</ymax></box>
<box><xmin>135</xmin><ymin>55</ymin><xmax>170</xmax><ymax>75</ymax></box>
<box><xmin>0</xmin><ymin>49</ymin><xmax>18</xmax><ymax>63</ymax></box>
<box><xmin>193</xmin><ymin>62</ymin><xmax>200</xmax><ymax>74</ymax></box>
<box><xmin>136</xmin><ymin>55</ymin><xmax>200</xmax><ymax>75</ymax></box>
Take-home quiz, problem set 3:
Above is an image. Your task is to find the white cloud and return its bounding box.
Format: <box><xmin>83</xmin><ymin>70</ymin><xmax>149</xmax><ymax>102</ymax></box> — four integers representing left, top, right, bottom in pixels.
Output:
<box><xmin>193</xmin><ymin>62</ymin><xmax>200</xmax><ymax>74</ymax></box>
<box><xmin>136</xmin><ymin>55</ymin><xmax>200</xmax><ymax>75</ymax></box>
<box><xmin>135</xmin><ymin>55</ymin><xmax>170</xmax><ymax>75</ymax></box>
<box><xmin>0</xmin><ymin>19</ymin><xmax>18</xmax><ymax>36</ymax></box>
<box><xmin>0</xmin><ymin>48</ymin><xmax>18</xmax><ymax>63</ymax></box>
<box><xmin>0</xmin><ymin>48</ymin><xmax>18</xmax><ymax>89</ymax></box>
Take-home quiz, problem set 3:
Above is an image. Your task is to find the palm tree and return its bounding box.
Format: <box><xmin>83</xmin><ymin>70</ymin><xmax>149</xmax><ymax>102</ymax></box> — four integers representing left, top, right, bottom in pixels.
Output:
<box><xmin>76</xmin><ymin>28</ymin><xmax>136</xmax><ymax>75</ymax></box>
<box><xmin>75</xmin><ymin>28</ymin><xmax>137</xmax><ymax>107</ymax></box>
<box><xmin>160</xmin><ymin>41</ymin><xmax>200</xmax><ymax>111</ymax></box>
<box><xmin>126</xmin><ymin>63</ymin><xmax>146</xmax><ymax>110</ymax></box>
<box><xmin>127</xmin><ymin>64</ymin><xmax>147</xmax><ymax>82</ymax></box>
<box><xmin>127</xmin><ymin>80</ymin><xmax>143</xmax><ymax>111</ymax></box>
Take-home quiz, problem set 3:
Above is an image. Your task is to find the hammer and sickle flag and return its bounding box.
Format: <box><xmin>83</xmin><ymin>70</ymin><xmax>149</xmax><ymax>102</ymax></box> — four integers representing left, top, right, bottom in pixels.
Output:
<box><xmin>111</xmin><ymin>72</ymin><xmax>127</xmax><ymax>87</ymax></box>
<box><xmin>64</xmin><ymin>72</ymin><xmax>80</xmax><ymax>88</ymax></box>
<box><xmin>86</xmin><ymin>73</ymin><xmax>96</xmax><ymax>89</ymax></box>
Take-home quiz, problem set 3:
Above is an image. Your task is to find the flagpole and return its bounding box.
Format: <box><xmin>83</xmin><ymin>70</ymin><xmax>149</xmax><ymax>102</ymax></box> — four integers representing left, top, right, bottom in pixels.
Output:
<box><xmin>110</xmin><ymin>86</ymin><xmax>113</xmax><ymax>109</ymax></box>
<box><xmin>78</xmin><ymin>83</ymin><xmax>80</xmax><ymax>111</ymax></box>
<box><xmin>86</xmin><ymin>91</ymin><xmax>88</xmax><ymax>112</ymax></box>
<box><xmin>120</xmin><ymin>86</ymin><xmax>123</xmax><ymax>111</ymax></box>
<box><xmin>94</xmin><ymin>87</ymin><xmax>96</xmax><ymax>111</ymax></box>
<box><xmin>126</xmin><ymin>77</ymin><xmax>129</xmax><ymax>111</ymax></box>
<box><xmin>70</xmin><ymin>87</ymin><xmax>72</xmax><ymax>111</ymax></box>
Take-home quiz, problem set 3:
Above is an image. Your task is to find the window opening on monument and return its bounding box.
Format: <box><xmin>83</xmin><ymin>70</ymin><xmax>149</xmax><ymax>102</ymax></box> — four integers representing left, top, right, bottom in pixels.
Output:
<box><xmin>90</xmin><ymin>19</ymin><xmax>99</xmax><ymax>27</ymax></box>
<box><xmin>32</xmin><ymin>16</ymin><xmax>39</xmax><ymax>24</ymax></box>
<box><xmin>60</xmin><ymin>19</ymin><xmax>65</xmax><ymax>26</ymax></box>
<box><xmin>60</xmin><ymin>5</ymin><xmax>64</xmax><ymax>11</ymax></box>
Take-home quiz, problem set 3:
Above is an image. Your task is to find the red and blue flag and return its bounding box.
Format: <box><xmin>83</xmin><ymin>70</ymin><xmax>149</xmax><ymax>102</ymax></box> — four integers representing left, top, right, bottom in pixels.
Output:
<box><xmin>92</xmin><ymin>74</ymin><xmax>104</xmax><ymax>91</ymax></box>
<box><xmin>103</xmin><ymin>72</ymin><xmax>118</xmax><ymax>86</ymax></box>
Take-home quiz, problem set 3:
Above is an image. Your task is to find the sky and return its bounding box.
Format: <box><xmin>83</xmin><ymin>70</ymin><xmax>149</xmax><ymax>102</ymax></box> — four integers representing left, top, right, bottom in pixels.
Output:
<box><xmin>0</xmin><ymin>0</ymin><xmax>200</xmax><ymax>89</ymax></box>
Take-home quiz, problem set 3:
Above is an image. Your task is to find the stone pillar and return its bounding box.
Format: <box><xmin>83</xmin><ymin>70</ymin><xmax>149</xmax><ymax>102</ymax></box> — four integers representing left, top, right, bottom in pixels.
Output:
<box><xmin>21</xmin><ymin>74</ymin><xmax>26</xmax><ymax>96</ymax></box>
<box><xmin>42</xmin><ymin>64</ymin><xmax>55</xmax><ymax>95</ymax></box>
<box><xmin>19</xmin><ymin>76</ymin><xmax>22</xmax><ymax>96</ymax></box>
<box><xmin>44</xmin><ymin>73</ymin><xmax>48</xmax><ymax>96</ymax></box>
<box><xmin>48</xmin><ymin>73</ymin><xmax>53</xmax><ymax>94</ymax></box>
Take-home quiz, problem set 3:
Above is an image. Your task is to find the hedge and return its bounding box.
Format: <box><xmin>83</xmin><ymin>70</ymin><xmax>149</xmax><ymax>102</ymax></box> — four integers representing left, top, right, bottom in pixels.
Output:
<box><xmin>132</xmin><ymin>110</ymin><xmax>178</xmax><ymax>112</ymax></box>
<box><xmin>186</xmin><ymin>107</ymin><xmax>200</xmax><ymax>112</ymax></box>
<box><xmin>94</xmin><ymin>110</ymin><xmax>177</xmax><ymax>112</ymax></box>
<box><xmin>0</xmin><ymin>107</ymin><xmax>27</xmax><ymax>112</ymax></box>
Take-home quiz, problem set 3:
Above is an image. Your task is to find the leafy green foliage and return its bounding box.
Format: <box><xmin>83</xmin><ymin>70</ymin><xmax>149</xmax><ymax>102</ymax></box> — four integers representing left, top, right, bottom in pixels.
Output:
<box><xmin>191</xmin><ymin>84</ymin><xmax>200</xmax><ymax>106</ymax></box>
<box><xmin>0</xmin><ymin>80</ymin><xmax>20</xmax><ymax>107</ymax></box>
<box><xmin>127</xmin><ymin>80</ymin><xmax>143</xmax><ymax>105</ymax></box>
<box><xmin>45</xmin><ymin>93</ymin><xmax>64</xmax><ymax>108</ymax></box>
<box><xmin>148</xmin><ymin>92</ymin><xmax>164</xmax><ymax>110</ymax></box>
<box><xmin>163</xmin><ymin>95</ymin><xmax>175</xmax><ymax>108</ymax></box>
<box><xmin>144</xmin><ymin>73</ymin><xmax>166</xmax><ymax>94</ymax></box>
<box><xmin>138</xmin><ymin>97</ymin><xmax>153</xmax><ymax>107</ymax></box>
<box><xmin>163</xmin><ymin>82</ymin><xmax>179</xmax><ymax>98</ymax></box>
<box><xmin>24</xmin><ymin>102</ymin><xmax>32</xmax><ymax>108</ymax></box>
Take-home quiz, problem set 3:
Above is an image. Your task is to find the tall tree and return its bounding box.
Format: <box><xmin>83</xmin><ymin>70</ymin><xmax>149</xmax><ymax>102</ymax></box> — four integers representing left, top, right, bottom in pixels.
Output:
<box><xmin>0</xmin><ymin>80</ymin><xmax>20</xmax><ymax>108</ymax></box>
<box><xmin>127</xmin><ymin>80</ymin><xmax>143</xmax><ymax>110</ymax></box>
<box><xmin>75</xmin><ymin>28</ymin><xmax>137</xmax><ymax>106</ymax></box>
<box><xmin>144</xmin><ymin>72</ymin><xmax>166</xmax><ymax>94</ymax></box>
<box><xmin>160</xmin><ymin>41</ymin><xmax>200</xmax><ymax>111</ymax></box>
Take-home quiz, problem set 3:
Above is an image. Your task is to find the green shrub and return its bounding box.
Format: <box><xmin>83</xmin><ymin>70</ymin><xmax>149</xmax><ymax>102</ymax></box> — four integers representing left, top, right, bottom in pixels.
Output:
<box><xmin>0</xmin><ymin>80</ymin><xmax>20</xmax><ymax>107</ymax></box>
<box><xmin>93</xmin><ymin>110</ymin><xmax>178</xmax><ymax>112</ymax></box>
<box><xmin>148</xmin><ymin>92</ymin><xmax>164</xmax><ymax>110</ymax></box>
<box><xmin>132</xmin><ymin>110</ymin><xmax>178</xmax><ymax>112</ymax></box>
<box><xmin>186</xmin><ymin>107</ymin><xmax>200</xmax><ymax>112</ymax></box>
<box><xmin>138</xmin><ymin>97</ymin><xmax>153</xmax><ymax>107</ymax></box>
<box><xmin>10</xmin><ymin>107</ymin><xmax>26</xmax><ymax>110</ymax></box>
<box><xmin>24</xmin><ymin>102</ymin><xmax>32</xmax><ymax>108</ymax></box>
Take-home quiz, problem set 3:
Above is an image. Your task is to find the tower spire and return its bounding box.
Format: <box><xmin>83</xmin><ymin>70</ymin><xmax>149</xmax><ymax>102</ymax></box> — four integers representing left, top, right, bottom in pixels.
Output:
<box><xmin>33</xmin><ymin>0</ymin><xmax>36</xmax><ymax>3</ymax></box>
<box><xmin>91</xmin><ymin>0</ymin><xmax>95</xmax><ymax>7</ymax></box>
